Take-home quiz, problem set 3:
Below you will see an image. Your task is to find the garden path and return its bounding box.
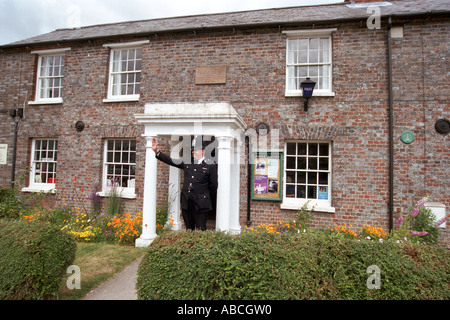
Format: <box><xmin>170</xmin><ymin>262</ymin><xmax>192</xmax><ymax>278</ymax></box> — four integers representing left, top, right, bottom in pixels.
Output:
<box><xmin>83</xmin><ymin>257</ymin><xmax>142</xmax><ymax>300</ymax></box>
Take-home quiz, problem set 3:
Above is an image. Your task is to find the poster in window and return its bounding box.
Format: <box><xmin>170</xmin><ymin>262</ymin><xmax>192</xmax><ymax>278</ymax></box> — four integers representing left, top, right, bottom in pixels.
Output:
<box><xmin>251</xmin><ymin>152</ymin><xmax>283</xmax><ymax>201</ymax></box>
<box><xmin>318</xmin><ymin>186</ymin><xmax>328</xmax><ymax>200</ymax></box>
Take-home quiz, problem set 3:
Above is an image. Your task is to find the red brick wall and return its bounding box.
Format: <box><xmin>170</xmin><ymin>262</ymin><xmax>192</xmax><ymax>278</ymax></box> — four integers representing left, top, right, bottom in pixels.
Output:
<box><xmin>0</xmin><ymin>17</ymin><xmax>448</xmax><ymax>244</ymax></box>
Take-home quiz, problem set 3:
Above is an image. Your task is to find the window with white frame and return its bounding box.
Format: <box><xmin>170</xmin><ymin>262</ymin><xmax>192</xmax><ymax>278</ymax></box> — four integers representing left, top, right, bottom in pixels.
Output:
<box><xmin>102</xmin><ymin>139</ymin><xmax>137</xmax><ymax>197</ymax></box>
<box><xmin>28</xmin><ymin>139</ymin><xmax>58</xmax><ymax>191</ymax></box>
<box><xmin>103</xmin><ymin>41</ymin><xmax>148</xmax><ymax>102</ymax></box>
<box><xmin>284</xmin><ymin>29</ymin><xmax>336</xmax><ymax>97</ymax></box>
<box><xmin>282</xmin><ymin>141</ymin><xmax>335</xmax><ymax>212</ymax></box>
<box><xmin>30</xmin><ymin>48</ymin><xmax>70</xmax><ymax>104</ymax></box>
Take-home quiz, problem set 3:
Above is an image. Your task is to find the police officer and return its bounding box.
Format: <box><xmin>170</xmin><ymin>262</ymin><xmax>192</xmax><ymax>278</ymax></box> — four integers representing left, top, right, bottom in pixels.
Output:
<box><xmin>152</xmin><ymin>137</ymin><xmax>217</xmax><ymax>231</ymax></box>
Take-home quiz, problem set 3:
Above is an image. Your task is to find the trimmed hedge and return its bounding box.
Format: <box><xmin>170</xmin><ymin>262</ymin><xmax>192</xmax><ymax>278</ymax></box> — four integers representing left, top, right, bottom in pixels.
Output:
<box><xmin>137</xmin><ymin>231</ymin><xmax>450</xmax><ymax>300</ymax></box>
<box><xmin>0</xmin><ymin>220</ymin><xmax>77</xmax><ymax>300</ymax></box>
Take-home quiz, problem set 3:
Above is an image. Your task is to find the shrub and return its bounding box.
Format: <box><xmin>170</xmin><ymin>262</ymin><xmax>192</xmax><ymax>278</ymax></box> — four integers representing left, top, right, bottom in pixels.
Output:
<box><xmin>393</xmin><ymin>196</ymin><xmax>440</xmax><ymax>245</ymax></box>
<box><xmin>0</xmin><ymin>187</ymin><xmax>22</xmax><ymax>220</ymax></box>
<box><xmin>137</xmin><ymin>231</ymin><xmax>450</xmax><ymax>300</ymax></box>
<box><xmin>0</xmin><ymin>220</ymin><xmax>77</xmax><ymax>300</ymax></box>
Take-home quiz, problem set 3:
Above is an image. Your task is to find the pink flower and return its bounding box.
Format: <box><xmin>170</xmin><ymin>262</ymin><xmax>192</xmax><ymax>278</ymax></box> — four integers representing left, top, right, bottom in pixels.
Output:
<box><xmin>411</xmin><ymin>208</ymin><xmax>420</xmax><ymax>217</ymax></box>
<box><xmin>415</xmin><ymin>196</ymin><xmax>429</xmax><ymax>208</ymax></box>
<box><xmin>435</xmin><ymin>218</ymin><xmax>447</xmax><ymax>228</ymax></box>
<box><xmin>396</xmin><ymin>216</ymin><xmax>404</xmax><ymax>227</ymax></box>
<box><xmin>410</xmin><ymin>231</ymin><xmax>427</xmax><ymax>236</ymax></box>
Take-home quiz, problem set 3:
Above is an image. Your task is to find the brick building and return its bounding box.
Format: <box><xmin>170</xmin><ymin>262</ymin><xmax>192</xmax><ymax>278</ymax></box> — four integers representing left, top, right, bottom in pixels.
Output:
<box><xmin>0</xmin><ymin>0</ymin><xmax>449</xmax><ymax>246</ymax></box>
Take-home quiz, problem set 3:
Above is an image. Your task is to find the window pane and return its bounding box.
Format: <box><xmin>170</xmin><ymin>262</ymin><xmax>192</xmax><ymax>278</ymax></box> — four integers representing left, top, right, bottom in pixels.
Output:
<box><xmin>319</xmin><ymin>172</ymin><xmax>328</xmax><ymax>185</ymax></box>
<box><xmin>309</xmin><ymin>50</ymin><xmax>318</xmax><ymax>63</ymax></box>
<box><xmin>297</xmin><ymin>157</ymin><xmax>307</xmax><ymax>170</ymax></box>
<box><xmin>297</xmin><ymin>185</ymin><xmax>306</xmax><ymax>199</ymax></box>
<box><xmin>308</xmin><ymin>186</ymin><xmax>317</xmax><ymax>199</ymax></box>
<box><xmin>319</xmin><ymin>143</ymin><xmax>329</xmax><ymax>156</ymax></box>
<box><xmin>298</xmin><ymin>50</ymin><xmax>308</xmax><ymax>64</ymax></box>
<box><xmin>130</xmin><ymin>152</ymin><xmax>136</xmax><ymax>164</ymax></box>
<box><xmin>309</xmin><ymin>38</ymin><xmax>319</xmax><ymax>50</ymax></box>
<box><xmin>319</xmin><ymin>157</ymin><xmax>329</xmax><ymax>170</ymax></box>
<box><xmin>309</xmin><ymin>144</ymin><xmax>318</xmax><ymax>155</ymax></box>
<box><xmin>308</xmin><ymin>172</ymin><xmax>317</xmax><ymax>185</ymax></box>
<box><xmin>298</xmin><ymin>143</ymin><xmax>307</xmax><ymax>155</ymax></box>
<box><xmin>286</xmin><ymin>171</ymin><xmax>295</xmax><ymax>183</ymax></box>
<box><xmin>308</xmin><ymin>157</ymin><xmax>318</xmax><ymax>170</ymax></box>
<box><xmin>297</xmin><ymin>171</ymin><xmax>306</xmax><ymax>184</ymax></box>
<box><xmin>286</xmin><ymin>157</ymin><xmax>296</xmax><ymax>169</ymax></box>
<box><xmin>287</xmin><ymin>143</ymin><xmax>296</xmax><ymax>155</ymax></box>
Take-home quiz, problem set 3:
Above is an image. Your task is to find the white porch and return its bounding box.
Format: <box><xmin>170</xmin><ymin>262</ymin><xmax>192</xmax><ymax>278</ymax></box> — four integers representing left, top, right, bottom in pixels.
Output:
<box><xmin>134</xmin><ymin>102</ymin><xmax>247</xmax><ymax>247</ymax></box>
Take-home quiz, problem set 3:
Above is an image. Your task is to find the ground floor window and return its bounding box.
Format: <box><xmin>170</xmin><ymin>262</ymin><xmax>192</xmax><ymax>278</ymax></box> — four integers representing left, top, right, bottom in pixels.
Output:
<box><xmin>26</xmin><ymin>138</ymin><xmax>58</xmax><ymax>192</ymax></box>
<box><xmin>102</xmin><ymin>139</ymin><xmax>136</xmax><ymax>198</ymax></box>
<box><xmin>282</xmin><ymin>141</ymin><xmax>334</xmax><ymax>212</ymax></box>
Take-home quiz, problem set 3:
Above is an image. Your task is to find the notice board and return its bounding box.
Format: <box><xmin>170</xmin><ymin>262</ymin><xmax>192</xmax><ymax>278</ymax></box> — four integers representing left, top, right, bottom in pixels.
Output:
<box><xmin>251</xmin><ymin>151</ymin><xmax>283</xmax><ymax>201</ymax></box>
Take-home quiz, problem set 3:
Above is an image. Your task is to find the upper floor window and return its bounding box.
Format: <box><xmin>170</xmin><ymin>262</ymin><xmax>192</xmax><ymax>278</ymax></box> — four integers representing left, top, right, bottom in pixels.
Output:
<box><xmin>283</xmin><ymin>29</ymin><xmax>336</xmax><ymax>97</ymax></box>
<box><xmin>103</xmin><ymin>40</ymin><xmax>149</xmax><ymax>102</ymax></box>
<box><xmin>30</xmin><ymin>48</ymin><xmax>71</xmax><ymax>104</ymax></box>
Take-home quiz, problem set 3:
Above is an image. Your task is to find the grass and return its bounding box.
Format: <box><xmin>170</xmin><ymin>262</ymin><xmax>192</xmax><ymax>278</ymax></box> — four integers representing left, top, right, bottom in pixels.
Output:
<box><xmin>58</xmin><ymin>242</ymin><xmax>147</xmax><ymax>300</ymax></box>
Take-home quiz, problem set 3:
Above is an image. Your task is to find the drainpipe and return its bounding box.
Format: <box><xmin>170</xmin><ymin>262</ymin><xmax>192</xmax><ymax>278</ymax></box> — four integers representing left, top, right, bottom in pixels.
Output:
<box><xmin>9</xmin><ymin>108</ymin><xmax>23</xmax><ymax>188</ymax></box>
<box><xmin>246</xmin><ymin>135</ymin><xmax>252</xmax><ymax>227</ymax></box>
<box><xmin>387</xmin><ymin>16</ymin><xmax>394</xmax><ymax>232</ymax></box>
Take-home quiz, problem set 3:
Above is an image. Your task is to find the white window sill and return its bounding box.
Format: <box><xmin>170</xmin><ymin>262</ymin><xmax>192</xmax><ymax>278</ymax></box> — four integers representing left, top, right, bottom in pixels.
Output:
<box><xmin>281</xmin><ymin>200</ymin><xmax>336</xmax><ymax>213</ymax></box>
<box><xmin>29</xmin><ymin>98</ymin><xmax>63</xmax><ymax>105</ymax></box>
<box><xmin>97</xmin><ymin>191</ymin><xmax>137</xmax><ymax>199</ymax></box>
<box><xmin>103</xmin><ymin>95</ymin><xmax>140</xmax><ymax>103</ymax></box>
<box><xmin>22</xmin><ymin>186</ymin><xmax>56</xmax><ymax>194</ymax></box>
<box><xmin>285</xmin><ymin>91</ymin><xmax>335</xmax><ymax>98</ymax></box>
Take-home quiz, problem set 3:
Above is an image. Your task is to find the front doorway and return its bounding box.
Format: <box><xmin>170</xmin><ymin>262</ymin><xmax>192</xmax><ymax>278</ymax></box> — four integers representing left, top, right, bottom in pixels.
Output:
<box><xmin>134</xmin><ymin>102</ymin><xmax>247</xmax><ymax>247</ymax></box>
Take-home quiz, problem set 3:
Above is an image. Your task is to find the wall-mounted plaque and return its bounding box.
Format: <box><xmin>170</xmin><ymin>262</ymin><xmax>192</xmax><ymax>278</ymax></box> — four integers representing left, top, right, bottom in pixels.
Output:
<box><xmin>401</xmin><ymin>131</ymin><xmax>415</xmax><ymax>144</ymax></box>
<box><xmin>0</xmin><ymin>144</ymin><xmax>7</xmax><ymax>165</ymax></box>
<box><xmin>195</xmin><ymin>66</ymin><xmax>227</xmax><ymax>84</ymax></box>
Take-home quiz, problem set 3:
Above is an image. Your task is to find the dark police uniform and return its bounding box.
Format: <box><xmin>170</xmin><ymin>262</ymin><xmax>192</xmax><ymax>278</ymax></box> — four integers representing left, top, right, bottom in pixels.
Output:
<box><xmin>155</xmin><ymin>151</ymin><xmax>217</xmax><ymax>231</ymax></box>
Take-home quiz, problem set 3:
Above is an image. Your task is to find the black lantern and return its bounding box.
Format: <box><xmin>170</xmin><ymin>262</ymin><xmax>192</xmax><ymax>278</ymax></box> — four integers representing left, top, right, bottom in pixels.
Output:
<box><xmin>300</xmin><ymin>77</ymin><xmax>316</xmax><ymax>111</ymax></box>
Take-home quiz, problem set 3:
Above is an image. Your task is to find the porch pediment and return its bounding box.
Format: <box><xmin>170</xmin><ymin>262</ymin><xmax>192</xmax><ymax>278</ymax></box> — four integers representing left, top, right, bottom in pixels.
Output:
<box><xmin>135</xmin><ymin>102</ymin><xmax>247</xmax><ymax>136</ymax></box>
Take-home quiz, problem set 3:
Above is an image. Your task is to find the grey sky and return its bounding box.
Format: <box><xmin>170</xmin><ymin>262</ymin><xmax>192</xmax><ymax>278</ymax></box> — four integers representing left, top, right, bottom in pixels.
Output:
<box><xmin>1</xmin><ymin>0</ymin><xmax>343</xmax><ymax>45</ymax></box>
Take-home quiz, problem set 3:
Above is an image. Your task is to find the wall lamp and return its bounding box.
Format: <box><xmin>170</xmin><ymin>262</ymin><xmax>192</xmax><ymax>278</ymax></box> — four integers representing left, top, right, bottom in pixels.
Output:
<box><xmin>300</xmin><ymin>77</ymin><xmax>316</xmax><ymax>112</ymax></box>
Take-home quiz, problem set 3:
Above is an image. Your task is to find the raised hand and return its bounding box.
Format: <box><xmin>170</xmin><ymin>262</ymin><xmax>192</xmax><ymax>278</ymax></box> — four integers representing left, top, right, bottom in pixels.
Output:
<box><xmin>152</xmin><ymin>138</ymin><xmax>159</xmax><ymax>153</ymax></box>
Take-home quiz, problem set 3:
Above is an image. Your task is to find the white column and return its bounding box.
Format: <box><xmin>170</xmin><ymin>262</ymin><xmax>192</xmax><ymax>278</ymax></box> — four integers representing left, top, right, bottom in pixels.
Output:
<box><xmin>216</xmin><ymin>136</ymin><xmax>233</xmax><ymax>232</ymax></box>
<box><xmin>229</xmin><ymin>139</ymin><xmax>242</xmax><ymax>234</ymax></box>
<box><xmin>168</xmin><ymin>140</ymin><xmax>182</xmax><ymax>231</ymax></box>
<box><xmin>136</xmin><ymin>136</ymin><xmax>158</xmax><ymax>247</ymax></box>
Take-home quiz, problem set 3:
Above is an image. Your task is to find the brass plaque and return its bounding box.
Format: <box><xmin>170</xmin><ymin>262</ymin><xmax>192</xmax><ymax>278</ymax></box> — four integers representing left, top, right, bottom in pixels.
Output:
<box><xmin>195</xmin><ymin>66</ymin><xmax>227</xmax><ymax>84</ymax></box>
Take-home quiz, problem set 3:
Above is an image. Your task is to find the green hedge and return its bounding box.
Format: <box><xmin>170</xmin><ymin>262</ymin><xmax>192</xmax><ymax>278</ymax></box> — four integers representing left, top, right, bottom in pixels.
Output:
<box><xmin>0</xmin><ymin>220</ymin><xmax>77</xmax><ymax>300</ymax></box>
<box><xmin>137</xmin><ymin>231</ymin><xmax>450</xmax><ymax>300</ymax></box>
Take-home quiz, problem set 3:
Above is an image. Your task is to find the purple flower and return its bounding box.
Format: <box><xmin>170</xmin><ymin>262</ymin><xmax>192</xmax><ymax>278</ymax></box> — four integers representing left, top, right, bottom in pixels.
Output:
<box><xmin>415</xmin><ymin>196</ymin><xmax>429</xmax><ymax>208</ymax></box>
<box><xmin>410</xmin><ymin>231</ymin><xmax>427</xmax><ymax>236</ymax></box>
<box><xmin>396</xmin><ymin>216</ymin><xmax>404</xmax><ymax>227</ymax></box>
<box><xmin>411</xmin><ymin>208</ymin><xmax>420</xmax><ymax>217</ymax></box>
<box><xmin>435</xmin><ymin>218</ymin><xmax>447</xmax><ymax>228</ymax></box>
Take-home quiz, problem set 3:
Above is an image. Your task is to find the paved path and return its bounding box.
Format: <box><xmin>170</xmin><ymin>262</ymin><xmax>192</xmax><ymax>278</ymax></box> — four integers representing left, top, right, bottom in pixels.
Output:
<box><xmin>83</xmin><ymin>257</ymin><xmax>142</xmax><ymax>300</ymax></box>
